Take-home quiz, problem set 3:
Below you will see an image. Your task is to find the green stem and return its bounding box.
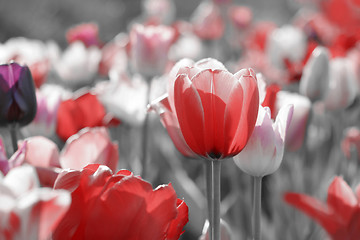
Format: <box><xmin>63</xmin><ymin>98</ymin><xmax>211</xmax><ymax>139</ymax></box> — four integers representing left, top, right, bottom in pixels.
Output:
<box><xmin>141</xmin><ymin>79</ymin><xmax>151</xmax><ymax>179</ymax></box>
<box><xmin>205</xmin><ymin>160</ymin><xmax>222</xmax><ymax>240</ymax></box>
<box><xmin>253</xmin><ymin>176</ymin><xmax>262</xmax><ymax>240</ymax></box>
<box><xmin>9</xmin><ymin>123</ymin><xmax>18</xmax><ymax>153</ymax></box>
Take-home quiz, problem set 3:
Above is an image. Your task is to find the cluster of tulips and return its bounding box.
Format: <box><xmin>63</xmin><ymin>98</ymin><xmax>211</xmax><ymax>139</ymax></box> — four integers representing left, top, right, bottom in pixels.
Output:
<box><xmin>1</xmin><ymin>0</ymin><xmax>360</xmax><ymax>239</ymax></box>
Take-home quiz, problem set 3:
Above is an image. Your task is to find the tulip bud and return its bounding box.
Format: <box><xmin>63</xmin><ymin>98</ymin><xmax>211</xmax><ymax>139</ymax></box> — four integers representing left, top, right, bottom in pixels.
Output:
<box><xmin>233</xmin><ymin>105</ymin><xmax>293</xmax><ymax>177</ymax></box>
<box><xmin>0</xmin><ymin>62</ymin><xmax>37</xmax><ymax>127</ymax></box>
<box><xmin>129</xmin><ymin>24</ymin><xmax>175</xmax><ymax>79</ymax></box>
<box><xmin>299</xmin><ymin>46</ymin><xmax>330</xmax><ymax>101</ymax></box>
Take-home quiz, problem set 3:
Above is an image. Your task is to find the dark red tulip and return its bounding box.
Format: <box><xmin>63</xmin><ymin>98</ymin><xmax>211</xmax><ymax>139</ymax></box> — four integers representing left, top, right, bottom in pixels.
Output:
<box><xmin>0</xmin><ymin>62</ymin><xmax>37</xmax><ymax>127</ymax></box>
<box><xmin>53</xmin><ymin>164</ymin><xmax>188</xmax><ymax>240</ymax></box>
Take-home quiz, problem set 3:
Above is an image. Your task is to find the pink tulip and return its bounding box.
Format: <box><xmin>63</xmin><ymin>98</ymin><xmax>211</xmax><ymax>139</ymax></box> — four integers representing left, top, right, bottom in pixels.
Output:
<box><xmin>275</xmin><ymin>91</ymin><xmax>311</xmax><ymax>151</ymax></box>
<box><xmin>21</xmin><ymin>136</ymin><xmax>61</xmax><ymax>169</ymax></box>
<box><xmin>299</xmin><ymin>46</ymin><xmax>330</xmax><ymax>101</ymax></box>
<box><xmin>233</xmin><ymin>105</ymin><xmax>293</xmax><ymax>177</ymax></box>
<box><xmin>229</xmin><ymin>6</ymin><xmax>252</xmax><ymax>30</ymax></box>
<box><xmin>191</xmin><ymin>1</ymin><xmax>224</xmax><ymax>40</ymax></box>
<box><xmin>0</xmin><ymin>165</ymin><xmax>71</xmax><ymax>240</ymax></box>
<box><xmin>66</xmin><ymin>22</ymin><xmax>102</xmax><ymax>48</ymax></box>
<box><xmin>151</xmin><ymin>58</ymin><xmax>259</xmax><ymax>159</ymax></box>
<box><xmin>129</xmin><ymin>24</ymin><xmax>175</xmax><ymax>78</ymax></box>
<box><xmin>60</xmin><ymin>127</ymin><xmax>118</xmax><ymax>172</ymax></box>
<box><xmin>20</xmin><ymin>127</ymin><xmax>118</xmax><ymax>187</ymax></box>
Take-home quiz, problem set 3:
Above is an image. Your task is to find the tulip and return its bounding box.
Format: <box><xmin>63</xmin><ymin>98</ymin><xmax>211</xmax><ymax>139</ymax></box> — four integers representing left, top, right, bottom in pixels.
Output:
<box><xmin>229</xmin><ymin>6</ymin><xmax>252</xmax><ymax>30</ymax></box>
<box><xmin>274</xmin><ymin>91</ymin><xmax>311</xmax><ymax>151</ymax></box>
<box><xmin>284</xmin><ymin>176</ymin><xmax>360</xmax><ymax>240</ymax></box>
<box><xmin>53</xmin><ymin>164</ymin><xmax>188</xmax><ymax>240</ymax></box>
<box><xmin>191</xmin><ymin>1</ymin><xmax>224</xmax><ymax>41</ymax></box>
<box><xmin>54</xmin><ymin>42</ymin><xmax>101</xmax><ymax>88</ymax></box>
<box><xmin>20</xmin><ymin>127</ymin><xmax>119</xmax><ymax>187</ymax></box>
<box><xmin>266</xmin><ymin>25</ymin><xmax>307</xmax><ymax>69</ymax></box>
<box><xmin>142</xmin><ymin>0</ymin><xmax>176</xmax><ymax>25</ymax></box>
<box><xmin>152</xmin><ymin>58</ymin><xmax>259</xmax><ymax>240</ymax></box>
<box><xmin>96</xmin><ymin>74</ymin><xmax>148</xmax><ymax>126</ymax></box>
<box><xmin>233</xmin><ymin>104</ymin><xmax>293</xmax><ymax>177</ymax></box>
<box><xmin>60</xmin><ymin>127</ymin><xmax>118</xmax><ymax>172</ymax></box>
<box><xmin>56</xmin><ymin>92</ymin><xmax>120</xmax><ymax>141</ymax></box>
<box><xmin>66</xmin><ymin>22</ymin><xmax>102</xmax><ymax>48</ymax></box>
<box><xmin>0</xmin><ymin>165</ymin><xmax>71</xmax><ymax>240</ymax></box>
<box><xmin>0</xmin><ymin>62</ymin><xmax>37</xmax><ymax>127</ymax></box>
<box><xmin>129</xmin><ymin>24</ymin><xmax>175</xmax><ymax>79</ymax></box>
<box><xmin>323</xmin><ymin>58</ymin><xmax>357</xmax><ymax>111</ymax></box>
<box><xmin>152</xmin><ymin>58</ymin><xmax>259</xmax><ymax>159</ymax></box>
<box><xmin>299</xmin><ymin>46</ymin><xmax>330</xmax><ymax>101</ymax></box>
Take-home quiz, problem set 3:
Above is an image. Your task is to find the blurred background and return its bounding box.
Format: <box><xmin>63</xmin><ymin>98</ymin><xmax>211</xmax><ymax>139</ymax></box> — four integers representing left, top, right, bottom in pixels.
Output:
<box><xmin>0</xmin><ymin>0</ymin><xmax>298</xmax><ymax>47</ymax></box>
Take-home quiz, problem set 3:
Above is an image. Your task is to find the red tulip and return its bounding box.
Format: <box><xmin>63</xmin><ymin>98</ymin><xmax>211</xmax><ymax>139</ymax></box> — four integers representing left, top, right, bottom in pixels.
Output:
<box><xmin>284</xmin><ymin>176</ymin><xmax>360</xmax><ymax>240</ymax></box>
<box><xmin>151</xmin><ymin>58</ymin><xmax>259</xmax><ymax>159</ymax></box>
<box><xmin>53</xmin><ymin>164</ymin><xmax>188</xmax><ymax>240</ymax></box>
<box><xmin>56</xmin><ymin>92</ymin><xmax>120</xmax><ymax>141</ymax></box>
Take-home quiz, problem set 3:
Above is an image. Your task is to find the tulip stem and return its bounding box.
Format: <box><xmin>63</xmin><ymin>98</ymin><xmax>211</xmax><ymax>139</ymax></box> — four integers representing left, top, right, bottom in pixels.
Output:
<box><xmin>253</xmin><ymin>176</ymin><xmax>262</xmax><ymax>240</ymax></box>
<box><xmin>9</xmin><ymin>123</ymin><xmax>18</xmax><ymax>153</ymax></box>
<box><xmin>141</xmin><ymin>78</ymin><xmax>151</xmax><ymax>179</ymax></box>
<box><xmin>206</xmin><ymin>160</ymin><xmax>221</xmax><ymax>240</ymax></box>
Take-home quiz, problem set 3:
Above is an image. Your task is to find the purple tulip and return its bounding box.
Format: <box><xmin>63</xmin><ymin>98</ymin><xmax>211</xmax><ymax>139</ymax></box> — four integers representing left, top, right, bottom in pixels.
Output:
<box><xmin>0</xmin><ymin>62</ymin><xmax>37</xmax><ymax>126</ymax></box>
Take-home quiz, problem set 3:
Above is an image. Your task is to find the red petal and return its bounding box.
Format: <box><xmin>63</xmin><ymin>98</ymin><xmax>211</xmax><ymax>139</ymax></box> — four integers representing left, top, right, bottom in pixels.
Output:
<box><xmin>327</xmin><ymin>177</ymin><xmax>358</xmax><ymax>225</ymax></box>
<box><xmin>223</xmin><ymin>81</ymin><xmax>243</xmax><ymax>156</ymax></box>
<box><xmin>166</xmin><ymin>198</ymin><xmax>189</xmax><ymax>240</ymax></box>
<box><xmin>192</xmin><ymin>69</ymin><xmax>237</xmax><ymax>158</ymax></box>
<box><xmin>284</xmin><ymin>192</ymin><xmax>342</xmax><ymax>235</ymax></box>
<box><xmin>230</xmin><ymin>70</ymin><xmax>259</xmax><ymax>153</ymax></box>
<box><xmin>174</xmin><ymin>74</ymin><xmax>206</xmax><ymax>156</ymax></box>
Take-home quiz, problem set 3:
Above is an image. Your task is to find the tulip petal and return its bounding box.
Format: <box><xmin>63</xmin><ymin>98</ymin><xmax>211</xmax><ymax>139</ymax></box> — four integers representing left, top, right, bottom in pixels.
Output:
<box><xmin>23</xmin><ymin>136</ymin><xmax>61</xmax><ymax>168</ymax></box>
<box><xmin>230</xmin><ymin>69</ymin><xmax>259</xmax><ymax>153</ymax></box>
<box><xmin>3</xmin><ymin>165</ymin><xmax>39</xmax><ymax>197</ymax></box>
<box><xmin>15</xmin><ymin>188</ymin><xmax>71</xmax><ymax>240</ymax></box>
<box><xmin>191</xmin><ymin>69</ymin><xmax>236</xmax><ymax>157</ymax></box>
<box><xmin>174</xmin><ymin>74</ymin><xmax>206</xmax><ymax>156</ymax></box>
<box><xmin>223</xmin><ymin>81</ymin><xmax>243</xmax><ymax>156</ymax></box>
<box><xmin>60</xmin><ymin>127</ymin><xmax>119</xmax><ymax>172</ymax></box>
<box><xmin>166</xmin><ymin>199</ymin><xmax>189</xmax><ymax>240</ymax></box>
<box><xmin>327</xmin><ymin>177</ymin><xmax>358</xmax><ymax>225</ymax></box>
<box><xmin>284</xmin><ymin>192</ymin><xmax>341</xmax><ymax>235</ymax></box>
<box><xmin>194</xmin><ymin>58</ymin><xmax>227</xmax><ymax>71</ymax></box>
